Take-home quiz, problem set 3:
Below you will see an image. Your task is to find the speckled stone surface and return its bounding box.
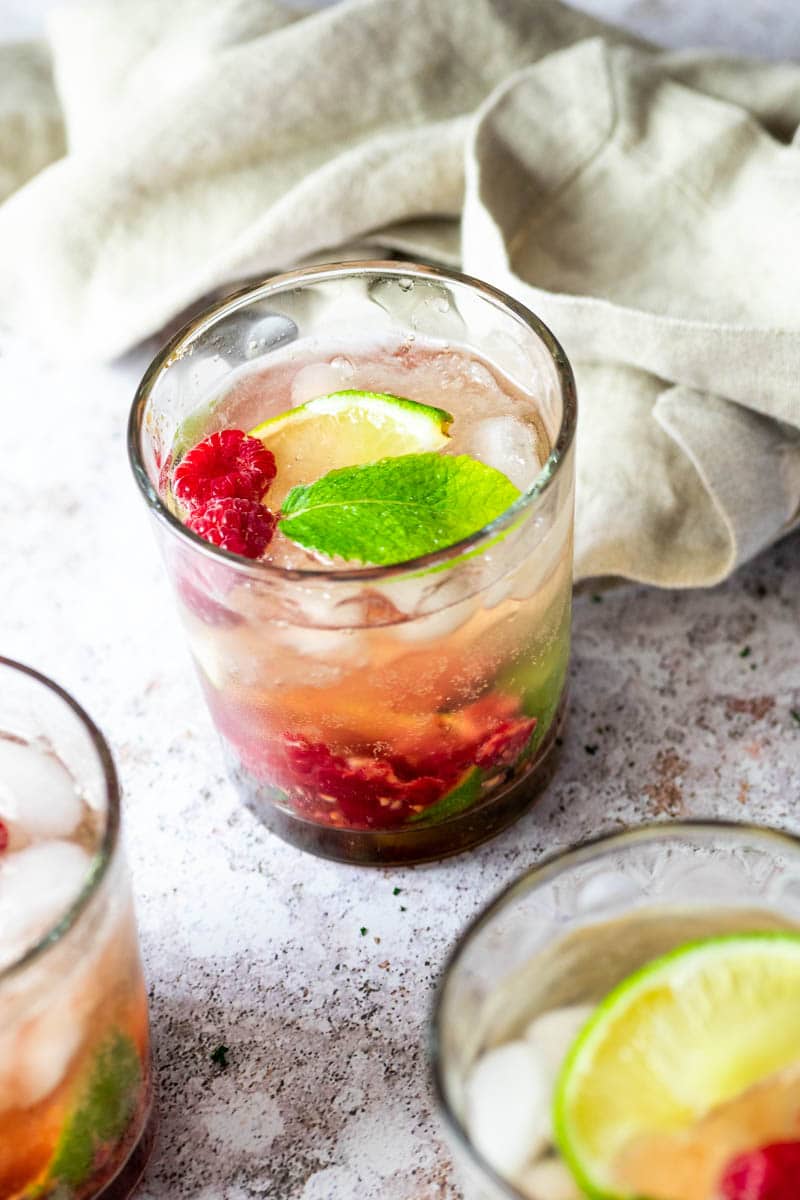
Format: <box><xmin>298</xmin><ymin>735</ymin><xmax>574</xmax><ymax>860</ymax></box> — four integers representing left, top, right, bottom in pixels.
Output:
<box><xmin>2</xmin><ymin>3</ymin><xmax>800</xmax><ymax>1199</ymax></box>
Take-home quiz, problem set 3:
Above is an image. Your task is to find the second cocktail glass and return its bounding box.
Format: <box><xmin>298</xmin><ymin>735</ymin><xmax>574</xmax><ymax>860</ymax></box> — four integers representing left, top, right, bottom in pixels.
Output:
<box><xmin>0</xmin><ymin>658</ymin><xmax>154</xmax><ymax>1200</ymax></box>
<box><xmin>128</xmin><ymin>262</ymin><xmax>577</xmax><ymax>864</ymax></box>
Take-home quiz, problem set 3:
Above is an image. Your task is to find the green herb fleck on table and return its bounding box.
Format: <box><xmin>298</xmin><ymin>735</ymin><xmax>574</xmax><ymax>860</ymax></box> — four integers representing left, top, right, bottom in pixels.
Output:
<box><xmin>739</xmin><ymin>646</ymin><xmax>751</xmax><ymax>659</ymax></box>
<box><xmin>791</xmin><ymin>709</ymin><xmax>800</xmax><ymax>727</ymax></box>
<box><xmin>360</xmin><ymin>926</ymin><xmax>368</xmax><ymax>937</ymax></box>
<box><xmin>211</xmin><ymin>1044</ymin><xmax>229</xmax><ymax>1070</ymax></box>
<box><xmin>393</xmin><ymin>887</ymin><xmax>402</xmax><ymax>896</ymax></box>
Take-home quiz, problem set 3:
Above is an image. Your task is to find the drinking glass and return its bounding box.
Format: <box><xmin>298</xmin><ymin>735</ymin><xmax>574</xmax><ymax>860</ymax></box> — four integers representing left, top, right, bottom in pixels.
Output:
<box><xmin>431</xmin><ymin>821</ymin><xmax>800</xmax><ymax>1200</ymax></box>
<box><xmin>0</xmin><ymin>658</ymin><xmax>154</xmax><ymax>1200</ymax></box>
<box><xmin>129</xmin><ymin>261</ymin><xmax>576</xmax><ymax>865</ymax></box>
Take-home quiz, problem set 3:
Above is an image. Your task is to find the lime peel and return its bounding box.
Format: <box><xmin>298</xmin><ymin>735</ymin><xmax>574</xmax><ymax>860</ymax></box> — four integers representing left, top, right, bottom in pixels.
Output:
<box><xmin>248</xmin><ymin>390</ymin><xmax>453</xmax><ymax>505</ymax></box>
<box><xmin>553</xmin><ymin>931</ymin><xmax>800</xmax><ymax>1200</ymax></box>
<box><xmin>249</xmin><ymin>390</ymin><xmax>452</xmax><ymax>441</ymax></box>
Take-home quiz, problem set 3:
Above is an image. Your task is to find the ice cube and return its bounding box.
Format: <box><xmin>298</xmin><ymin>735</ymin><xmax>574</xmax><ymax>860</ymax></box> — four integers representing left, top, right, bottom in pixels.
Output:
<box><xmin>465</xmin><ymin>1040</ymin><xmax>550</xmax><ymax>1177</ymax></box>
<box><xmin>515</xmin><ymin>1158</ymin><xmax>583</xmax><ymax>1200</ymax></box>
<box><xmin>291</xmin><ymin>362</ymin><xmax>352</xmax><ymax>405</ymax></box>
<box><xmin>525</xmin><ymin>1006</ymin><xmax>595</xmax><ymax>1089</ymax></box>
<box><xmin>0</xmin><ymin>739</ymin><xmax>83</xmax><ymax>842</ymax></box>
<box><xmin>0</xmin><ymin>842</ymin><xmax>92</xmax><ymax>970</ymax></box>
<box><xmin>465</xmin><ymin>416</ymin><xmax>540</xmax><ymax>491</ymax></box>
<box><xmin>16</xmin><ymin>999</ymin><xmax>85</xmax><ymax>1108</ymax></box>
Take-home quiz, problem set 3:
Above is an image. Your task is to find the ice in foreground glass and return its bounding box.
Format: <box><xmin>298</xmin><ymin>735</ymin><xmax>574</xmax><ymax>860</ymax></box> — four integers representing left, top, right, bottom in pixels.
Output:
<box><xmin>129</xmin><ymin>262</ymin><xmax>576</xmax><ymax>865</ymax></box>
<box><xmin>431</xmin><ymin>822</ymin><xmax>800</xmax><ymax>1200</ymax></box>
<box><xmin>0</xmin><ymin>659</ymin><xmax>153</xmax><ymax>1200</ymax></box>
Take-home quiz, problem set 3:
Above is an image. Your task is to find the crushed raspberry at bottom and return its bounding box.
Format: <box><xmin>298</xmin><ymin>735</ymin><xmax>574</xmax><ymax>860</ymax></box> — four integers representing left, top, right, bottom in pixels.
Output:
<box><xmin>215</xmin><ymin>692</ymin><xmax>536</xmax><ymax>830</ymax></box>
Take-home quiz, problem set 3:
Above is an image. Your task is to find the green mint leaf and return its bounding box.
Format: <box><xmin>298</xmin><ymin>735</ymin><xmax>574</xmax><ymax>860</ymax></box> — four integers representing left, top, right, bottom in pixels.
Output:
<box><xmin>408</xmin><ymin>767</ymin><xmax>483</xmax><ymax>826</ymax></box>
<box><xmin>211</xmin><ymin>1044</ymin><xmax>229</xmax><ymax>1070</ymax></box>
<box><xmin>278</xmin><ymin>453</ymin><xmax>520</xmax><ymax>566</ymax></box>
<box><xmin>49</xmin><ymin>1031</ymin><xmax>142</xmax><ymax>1188</ymax></box>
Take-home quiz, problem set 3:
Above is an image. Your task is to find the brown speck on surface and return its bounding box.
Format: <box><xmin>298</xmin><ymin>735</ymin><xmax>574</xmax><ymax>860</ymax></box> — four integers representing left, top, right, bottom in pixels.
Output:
<box><xmin>725</xmin><ymin>696</ymin><xmax>775</xmax><ymax>720</ymax></box>
<box><xmin>378</xmin><ymin>960</ymin><xmax>390</xmax><ymax>970</ymax></box>
<box><xmin>737</xmin><ymin>780</ymin><xmax>751</xmax><ymax>805</ymax></box>
<box><xmin>643</xmin><ymin>749</ymin><xmax>689</xmax><ymax>816</ymax></box>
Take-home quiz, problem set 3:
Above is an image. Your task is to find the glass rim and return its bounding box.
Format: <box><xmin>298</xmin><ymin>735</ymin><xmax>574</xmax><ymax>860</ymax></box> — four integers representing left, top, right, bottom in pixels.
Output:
<box><xmin>428</xmin><ymin>818</ymin><xmax>800</xmax><ymax>1200</ymax></box>
<box><xmin>127</xmin><ymin>259</ymin><xmax>578</xmax><ymax>583</ymax></box>
<box><xmin>0</xmin><ymin>657</ymin><xmax>121</xmax><ymax>986</ymax></box>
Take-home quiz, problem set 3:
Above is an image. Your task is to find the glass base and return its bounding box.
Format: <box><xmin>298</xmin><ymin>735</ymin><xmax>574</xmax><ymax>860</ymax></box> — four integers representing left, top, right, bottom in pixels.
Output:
<box><xmin>95</xmin><ymin>1091</ymin><xmax>157</xmax><ymax>1200</ymax></box>
<box><xmin>234</xmin><ymin>697</ymin><xmax>566</xmax><ymax>866</ymax></box>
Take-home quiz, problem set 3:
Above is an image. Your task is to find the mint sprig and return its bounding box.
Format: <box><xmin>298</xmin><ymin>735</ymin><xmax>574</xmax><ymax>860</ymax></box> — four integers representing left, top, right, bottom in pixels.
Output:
<box><xmin>278</xmin><ymin>453</ymin><xmax>520</xmax><ymax>566</ymax></box>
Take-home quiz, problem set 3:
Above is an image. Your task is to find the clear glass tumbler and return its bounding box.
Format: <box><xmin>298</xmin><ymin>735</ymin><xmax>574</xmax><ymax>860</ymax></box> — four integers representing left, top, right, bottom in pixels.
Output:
<box><xmin>128</xmin><ymin>261</ymin><xmax>576</xmax><ymax>865</ymax></box>
<box><xmin>431</xmin><ymin>821</ymin><xmax>800</xmax><ymax>1200</ymax></box>
<box><xmin>0</xmin><ymin>658</ymin><xmax>154</xmax><ymax>1200</ymax></box>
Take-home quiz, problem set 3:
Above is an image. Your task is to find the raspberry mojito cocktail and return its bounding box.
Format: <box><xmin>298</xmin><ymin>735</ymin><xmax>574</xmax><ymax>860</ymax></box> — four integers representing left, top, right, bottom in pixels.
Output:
<box><xmin>129</xmin><ymin>262</ymin><xmax>576</xmax><ymax>864</ymax></box>
<box><xmin>432</xmin><ymin>823</ymin><xmax>800</xmax><ymax>1200</ymax></box>
<box><xmin>0</xmin><ymin>659</ymin><xmax>153</xmax><ymax>1200</ymax></box>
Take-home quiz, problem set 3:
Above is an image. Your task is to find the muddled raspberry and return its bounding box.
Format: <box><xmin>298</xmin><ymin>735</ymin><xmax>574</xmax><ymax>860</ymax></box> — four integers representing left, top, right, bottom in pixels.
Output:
<box><xmin>475</xmin><ymin>716</ymin><xmax>537</xmax><ymax>768</ymax></box>
<box><xmin>216</xmin><ymin>690</ymin><xmax>537</xmax><ymax>830</ymax></box>
<box><xmin>720</xmin><ymin>1142</ymin><xmax>800</xmax><ymax>1200</ymax></box>
<box><xmin>187</xmin><ymin>497</ymin><xmax>276</xmax><ymax>559</ymax></box>
<box><xmin>0</xmin><ymin>821</ymin><xmax>8</xmax><ymax>852</ymax></box>
<box><xmin>174</xmin><ymin>430</ymin><xmax>276</xmax><ymax>510</ymax></box>
<box><xmin>414</xmin><ymin>696</ymin><xmax>537</xmax><ymax>778</ymax></box>
<box><xmin>269</xmin><ymin>736</ymin><xmax>446</xmax><ymax>829</ymax></box>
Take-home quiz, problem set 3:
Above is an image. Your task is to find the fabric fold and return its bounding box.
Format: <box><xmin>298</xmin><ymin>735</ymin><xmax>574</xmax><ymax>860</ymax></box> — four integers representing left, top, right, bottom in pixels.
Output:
<box><xmin>0</xmin><ymin>0</ymin><xmax>798</xmax><ymax>586</ymax></box>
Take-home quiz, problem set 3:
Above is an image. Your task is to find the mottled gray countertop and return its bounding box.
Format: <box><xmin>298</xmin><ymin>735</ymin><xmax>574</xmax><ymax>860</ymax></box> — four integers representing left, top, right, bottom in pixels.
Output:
<box><xmin>3</xmin><ymin>2</ymin><xmax>800</xmax><ymax>1199</ymax></box>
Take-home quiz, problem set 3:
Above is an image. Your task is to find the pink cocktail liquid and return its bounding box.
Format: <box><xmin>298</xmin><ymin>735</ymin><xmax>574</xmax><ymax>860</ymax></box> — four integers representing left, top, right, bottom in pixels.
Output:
<box><xmin>0</xmin><ymin>735</ymin><xmax>152</xmax><ymax>1199</ymax></box>
<box><xmin>163</xmin><ymin>334</ymin><xmax>572</xmax><ymax>862</ymax></box>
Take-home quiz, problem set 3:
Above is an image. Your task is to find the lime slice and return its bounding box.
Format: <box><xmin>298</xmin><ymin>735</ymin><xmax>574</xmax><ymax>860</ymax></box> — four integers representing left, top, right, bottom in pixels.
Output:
<box><xmin>248</xmin><ymin>390</ymin><xmax>452</xmax><ymax>503</ymax></box>
<box><xmin>553</xmin><ymin>932</ymin><xmax>800</xmax><ymax>1199</ymax></box>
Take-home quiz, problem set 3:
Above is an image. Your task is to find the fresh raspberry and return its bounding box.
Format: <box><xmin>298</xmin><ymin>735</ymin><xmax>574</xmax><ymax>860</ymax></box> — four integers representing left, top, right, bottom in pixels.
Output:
<box><xmin>187</xmin><ymin>498</ymin><xmax>276</xmax><ymax>559</ymax></box>
<box><xmin>173</xmin><ymin>430</ymin><xmax>276</xmax><ymax>511</ymax></box>
<box><xmin>0</xmin><ymin>821</ymin><xmax>8</xmax><ymax>852</ymax></box>
<box><xmin>720</xmin><ymin>1142</ymin><xmax>800</xmax><ymax>1200</ymax></box>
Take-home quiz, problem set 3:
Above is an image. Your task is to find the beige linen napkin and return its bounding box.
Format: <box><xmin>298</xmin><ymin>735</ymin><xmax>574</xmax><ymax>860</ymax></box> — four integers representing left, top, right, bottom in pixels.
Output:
<box><xmin>1</xmin><ymin>0</ymin><xmax>799</xmax><ymax>586</ymax></box>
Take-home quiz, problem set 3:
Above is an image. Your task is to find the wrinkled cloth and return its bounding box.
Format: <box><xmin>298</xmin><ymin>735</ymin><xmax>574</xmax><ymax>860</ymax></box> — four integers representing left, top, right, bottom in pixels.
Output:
<box><xmin>1</xmin><ymin>0</ymin><xmax>799</xmax><ymax>585</ymax></box>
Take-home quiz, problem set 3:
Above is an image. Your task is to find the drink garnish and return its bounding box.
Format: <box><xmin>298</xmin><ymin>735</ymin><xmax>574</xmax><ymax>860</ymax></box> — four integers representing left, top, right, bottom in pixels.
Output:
<box><xmin>553</xmin><ymin>933</ymin><xmax>800</xmax><ymax>1199</ymax></box>
<box><xmin>279</xmin><ymin>452</ymin><xmax>520</xmax><ymax>566</ymax></box>
<box><xmin>174</xmin><ymin>429</ymin><xmax>276</xmax><ymax>510</ymax></box>
<box><xmin>186</xmin><ymin>497</ymin><xmax>277</xmax><ymax>558</ymax></box>
<box><xmin>248</xmin><ymin>390</ymin><xmax>453</xmax><ymax>504</ymax></box>
<box><xmin>614</xmin><ymin>1064</ymin><xmax>800</xmax><ymax>1199</ymax></box>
